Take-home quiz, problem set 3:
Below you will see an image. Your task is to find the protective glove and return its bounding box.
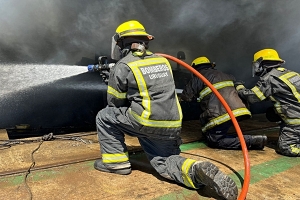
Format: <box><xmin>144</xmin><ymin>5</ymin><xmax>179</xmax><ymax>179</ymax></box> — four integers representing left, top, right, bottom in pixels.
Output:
<box><xmin>234</xmin><ymin>80</ymin><xmax>245</xmax><ymax>91</ymax></box>
<box><xmin>100</xmin><ymin>70</ymin><xmax>110</xmax><ymax>84</ymax></box>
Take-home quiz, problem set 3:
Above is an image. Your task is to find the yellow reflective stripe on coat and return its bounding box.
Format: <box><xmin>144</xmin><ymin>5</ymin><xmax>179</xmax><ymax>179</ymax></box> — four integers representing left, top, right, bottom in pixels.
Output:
<box><xmin>279</xmin><ymin>72</ymin><xmax>300</xmax><ymax>102</ymax></box>
<box><xmin>269</xmin><ymin>96</ymin><xmax>300</xmax><ymax>124</ymax></box>
<box><xmin>202</xmin><ymin>108</ymin><xmax>251</xmax><ymax>132</ymax></box>
<box><xmin>127</xmin><ymin>57</ymin><xmax>181</xmax><ymax>128</ymax></box>
<box><xmin>176</xmin><ymin>95</ymin><xmax>183</xmax><ymax>121</ymax></box>
<box><xmin>107</xmin><ymin>86</ymin><xmax>127</xmax><ymax>99</ymax></box>
<box><xmin>198</xmin><ymin>81</ymin><xmax>234</xmax><ymax>102</ymax></box>
<box><xmin>102</xmin><ymin>152</ymin><xmax>129</xmax><ymax>163</ymax></box>
<box><xmin>181</xmin><ymin>159</ymin><xmax>197</xmax><ymax>189</ymax></box>
<box><xmin>128</xmin><ymin>57</ymin><xmax>171</xmax><ymax>119</ymax></box>
<box><xmin>130</xmin><ymin>110</ymin><xmax>182</xmax><ymax>128</ymax></box>
<box><xmin>130</xmin><ymin>66</ymin><xmax>151</xmax><ymax>119</ymax></box>
<box><xmin>290</xmin><ymin>144</ymin><xmax>300</xmax><ymax>154</ymax></box>
<box><xmin>270</xmin><ymin>96</ymin><xmax>284</xmax><ymax>118</ymax></box>
<box><xmin>284</xmin><ymin>118</ymin><xmax>300</xmax><ymax>125</ymax></box>
<box><xmin>251</xmin><ymin>86</ymin><xmax>266</xmax><ymax>100</ymax></box>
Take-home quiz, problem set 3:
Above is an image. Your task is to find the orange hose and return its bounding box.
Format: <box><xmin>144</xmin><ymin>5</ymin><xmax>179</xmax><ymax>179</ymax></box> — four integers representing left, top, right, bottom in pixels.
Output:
<box><xmin>156</xmin><ymin>53</ymin><xmax>250</xmax><ymax>200</ymax></box>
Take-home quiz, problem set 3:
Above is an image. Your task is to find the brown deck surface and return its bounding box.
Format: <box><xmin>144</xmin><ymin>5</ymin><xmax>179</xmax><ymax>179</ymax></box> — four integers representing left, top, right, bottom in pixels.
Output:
<box><xmin>0</xmin><ymin>114</ymin><xmax>299</xmax><ymax>200</ymax></box>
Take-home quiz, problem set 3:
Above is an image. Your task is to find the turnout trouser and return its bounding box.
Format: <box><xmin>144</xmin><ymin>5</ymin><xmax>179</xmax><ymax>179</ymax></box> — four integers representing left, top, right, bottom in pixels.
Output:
<box><xmin>205</xmin><ymin>121</ymin><xmax>252</xmax><ymax>149</ymax></box>
<box><xmin>96</xmin><ymin>106</ymin><xmax>201</xmax><ymax>189</ymax></box>
<box><xmin>277</xmin><ymin>124</ymin><xmax>300</xmax><ymax>157</ymax></box>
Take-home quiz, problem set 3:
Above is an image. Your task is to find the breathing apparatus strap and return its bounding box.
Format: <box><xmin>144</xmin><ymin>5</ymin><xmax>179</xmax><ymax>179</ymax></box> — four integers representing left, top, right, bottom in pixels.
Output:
<box><xmin>131</xmin><ymin>43</ymin><xmax>150</xmax><ymax>57</ymax></box>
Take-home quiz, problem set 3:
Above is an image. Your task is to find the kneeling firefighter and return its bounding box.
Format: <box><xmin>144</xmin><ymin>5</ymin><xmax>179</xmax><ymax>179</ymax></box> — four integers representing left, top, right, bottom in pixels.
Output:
<box><xmin>181</xmin><ymin>56</ymin><xmax>267</xmax><ymax>150</ymax></box>
<box><xmin>94</xmin><ymin>20</ymin><xmax>238</xmax><ymax>200</ymax></box>
<box><xmin>236</xmin><ymin>48</ymin><xmax>300</xmax><ymax>157</ymax></box>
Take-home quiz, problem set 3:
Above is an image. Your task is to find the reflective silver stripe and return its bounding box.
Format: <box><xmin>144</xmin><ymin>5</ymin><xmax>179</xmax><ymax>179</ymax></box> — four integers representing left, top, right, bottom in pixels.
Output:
<box><xmin>279</xmin><ymin>72</ymin><xmax>300</xmax><ymax>102</ymax></box>
<box><xmin>198</xmin><ymin>81</ymin><xmax>234</xmax><ymax>102</ymax></box>
<box><xmin>130</xmin><ymin>110</ymin><xmax>182</xmax><ymax>128</ymax></box>
<box><xmin>251</xmin><ymin>86</ymin><xmax>266</xmax><ymax>100</ymax></box>
<box><xmin>202</xmin><ymin>108</ymin><xmax>251</xmax><ymax>132</ymax></box>
<box><xmin>102</xmin><ymin>152</ymin><xmax>129</xmax><ymax>163</ymax></box>
<box><xmin>181</xmin><ymin>159</ymin><xmax>197</xmax><ymax>189</ymax></box>
<box><xmin>107</xmin><ymin>86</ymin><xmax>127</xmax><ymax>99</ymax></box>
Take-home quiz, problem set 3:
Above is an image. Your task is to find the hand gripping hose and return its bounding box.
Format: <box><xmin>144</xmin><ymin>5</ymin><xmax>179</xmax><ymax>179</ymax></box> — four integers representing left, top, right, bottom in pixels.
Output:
<box><xmin>156</xmin><ymin>53</ymin><xmax>250</xmax><ymax>200</ymax></box>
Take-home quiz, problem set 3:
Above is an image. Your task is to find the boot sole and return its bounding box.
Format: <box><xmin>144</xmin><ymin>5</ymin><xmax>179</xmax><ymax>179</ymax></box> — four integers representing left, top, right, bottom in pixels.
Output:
<box><xmin>94</xmin><ymin>162</ymin><xmax>131</xmax><ymax>175</ymax></box>
<box><xmin>195</xmin><ymin>162</ymin><xmax>238</xmax><ymax>200</ymax></box>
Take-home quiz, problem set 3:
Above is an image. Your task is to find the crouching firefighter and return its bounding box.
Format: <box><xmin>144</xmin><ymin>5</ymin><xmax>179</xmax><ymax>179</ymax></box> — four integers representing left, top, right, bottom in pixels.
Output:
<box><xmin>236</xmin><ymin>48</ymin><xmax>300</xmax><ymax>157</ymax></box>
<box><xmin>180</xmin><ymin>56</ymin><xmax>267</xmax><ymax>150</ymax></box>
<box><xmin>94</xmin><ymin>20</ymin><xmax>238</xmax><ymax>200</ymax></box>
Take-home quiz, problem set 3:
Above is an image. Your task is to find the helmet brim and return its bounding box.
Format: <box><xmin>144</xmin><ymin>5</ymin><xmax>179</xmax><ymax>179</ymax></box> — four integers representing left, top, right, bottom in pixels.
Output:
<box><xmin>121</xmin><ymin>32</ymin><xmax>154</xmax><ymax>40</ymax></box>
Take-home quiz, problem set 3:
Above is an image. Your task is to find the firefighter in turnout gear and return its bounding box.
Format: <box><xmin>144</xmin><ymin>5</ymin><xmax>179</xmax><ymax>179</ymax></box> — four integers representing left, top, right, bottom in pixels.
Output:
<box><xmin>236</xmin><ymin>48</ymin><xmax>300</xmax><ymax>157</ymax></box>
<box><xmin>181</xmin><ymin>56</ymin><xmax>267</xmax><ymax>150</ymax></box>
<box><xmin>94</xmin><ymin>20</ymin><xmax>238</xmax><ymax>200</ymax></box>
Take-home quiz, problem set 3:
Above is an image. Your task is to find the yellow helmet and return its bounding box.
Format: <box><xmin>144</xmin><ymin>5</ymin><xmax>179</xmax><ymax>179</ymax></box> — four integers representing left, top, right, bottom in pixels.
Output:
<box><xmin>191</xmin><ymin>56</ymin><xmax>216</xmax><ymax>68</ymax></box>
<box><xmin>253</xmin><ymin>49</ymin><xmax>283</xmax><ymax>62</ymax></box>
<box><xmin>115</xmin><ymin>20</ymin><xmax>154</xmax><ymax>41</ymax></box>
<box><xmin>191</xmin><ymin>56</ymin><xmax>210</xmax><ymax>66</ymax></box>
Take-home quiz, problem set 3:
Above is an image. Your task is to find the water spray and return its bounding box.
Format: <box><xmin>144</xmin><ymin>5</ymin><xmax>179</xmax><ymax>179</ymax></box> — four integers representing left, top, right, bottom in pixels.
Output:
<box><xmin>156</xmin><ymin>53</ymin><xmax>250</xmax><ymax>200</ymax></box>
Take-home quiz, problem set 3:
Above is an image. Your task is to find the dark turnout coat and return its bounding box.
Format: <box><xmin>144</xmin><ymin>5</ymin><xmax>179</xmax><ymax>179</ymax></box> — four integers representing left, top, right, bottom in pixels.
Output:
<box><xmin>181</xmin><ymin>67</ymin><xmax>251</xmax><ymax>132</ymax></box>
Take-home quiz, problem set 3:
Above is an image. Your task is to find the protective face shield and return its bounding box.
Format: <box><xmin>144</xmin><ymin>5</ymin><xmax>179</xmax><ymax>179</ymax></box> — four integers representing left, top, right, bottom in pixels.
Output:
<box><xmin>252</xmin><ymin>57</ymin><xmax>263</xmax><ymax>77</ymax></box>
<box><xmin>111</xmin><ymin>34</ymin><xmax>122</xmax><ymax>60</ymax></box>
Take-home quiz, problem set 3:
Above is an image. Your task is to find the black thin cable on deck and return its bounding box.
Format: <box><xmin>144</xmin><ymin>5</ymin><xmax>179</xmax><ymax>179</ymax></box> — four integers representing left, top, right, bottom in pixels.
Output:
<box><xmin>1</xmin><ymin>132</ymin><xmax>95</xmax><ymax>200</ymax></box>
<box><xmin>0</xmin><ymin>132</ymin><xmax>96</xmax><ymax>149</ymax></box>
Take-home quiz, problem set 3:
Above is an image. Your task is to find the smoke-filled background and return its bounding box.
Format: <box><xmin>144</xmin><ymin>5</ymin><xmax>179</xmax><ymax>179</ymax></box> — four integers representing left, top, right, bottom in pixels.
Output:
<box><xmin>1</xmin><ymin>1</ymin><xmax>300</xmax><ymax>75</ymax></box>
<box><xmin>1</xmin><ymin>0</ymin><xmax>300</xmax><ymax>134</ymax></box>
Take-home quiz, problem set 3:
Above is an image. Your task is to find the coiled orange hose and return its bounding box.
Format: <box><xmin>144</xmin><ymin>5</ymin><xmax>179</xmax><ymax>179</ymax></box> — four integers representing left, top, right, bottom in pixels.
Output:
<box><xmin>156</xmin><ymin>53</ymin><xmax>250</xmax><ymax>200</ymax></box>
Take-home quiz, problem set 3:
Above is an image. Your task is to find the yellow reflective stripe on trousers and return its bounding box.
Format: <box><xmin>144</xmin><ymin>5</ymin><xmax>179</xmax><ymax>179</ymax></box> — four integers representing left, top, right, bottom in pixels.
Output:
<box><xmin>251</xmin><ymin>86</ymin><xmax>266</xmax><ymax>100</ymax></box>
<box><xmin>102</xmin><ymin>152</ymin><xmax>129</xmax><ymax>163</ymax></box>
<box><xmin>202</xmin><ymin>108</ymin><xmax>251</xmax><ymax>132</ymax></box>
<box><xmin>198</xmin><ymin>81</ymin><xmax>234</xmax><ymax>102</ymax></box>
<box><xmin>279</xmin><ymin>72</ymin><xmax>300</xmax><ymax>102</ymax></box>
<box><xmin>181</xmin><ymin>159</ymin><xmax>197</xmax><ymax>189</ymax></box>
<box><xmin>107</xmin><ymin>86</ymin><xmax>127</xmax><ymax>99</ymax></box>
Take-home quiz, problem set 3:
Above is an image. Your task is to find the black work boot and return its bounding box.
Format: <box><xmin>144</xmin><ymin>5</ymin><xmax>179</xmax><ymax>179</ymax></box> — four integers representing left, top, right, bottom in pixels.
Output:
<box><xmin>193</xmin><ymin>161</ymin><xmax>238</xmax><ymax>200</ymax></box>
<box><xmin>250</xmin><ymin>135</ymin><xmax>268</xmax><ymax>150</ymax></box>
<box><xmin>94</xmin><ymin>159</ymin><xmax>132</xmax><ymax>175</ymax></box>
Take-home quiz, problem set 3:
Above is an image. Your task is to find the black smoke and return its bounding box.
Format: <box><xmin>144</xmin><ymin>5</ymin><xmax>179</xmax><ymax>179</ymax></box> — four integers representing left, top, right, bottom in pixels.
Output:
<box><xmin>1</xmin><ymin>0</ymin><xmax>300</xmax><ymax>84</ymax></box>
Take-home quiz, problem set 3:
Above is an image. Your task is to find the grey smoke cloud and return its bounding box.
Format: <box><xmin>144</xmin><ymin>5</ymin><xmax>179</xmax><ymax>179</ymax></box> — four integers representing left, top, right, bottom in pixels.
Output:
<box><xmin>1</xmin><ymin>0</ymin><xmax>300</xmax><ymax>84</ymax></box>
